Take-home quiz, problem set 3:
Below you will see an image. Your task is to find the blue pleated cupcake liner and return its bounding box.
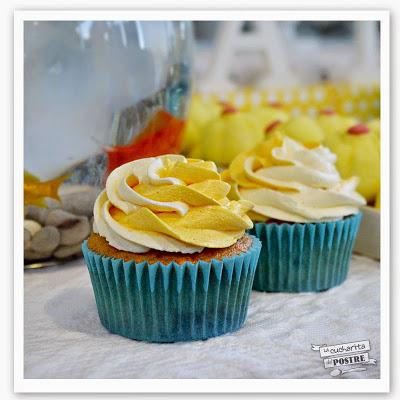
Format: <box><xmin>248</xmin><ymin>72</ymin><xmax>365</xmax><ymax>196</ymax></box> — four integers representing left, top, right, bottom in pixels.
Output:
<box><xmin>248</xmin><ymin>213</ymin><xmax>362</xmax><ymax>293</ymax></box>
<box><xmin>82</xmin><ymin>236</ymin><xmax>261</xmax><ymax>343</ymax></box>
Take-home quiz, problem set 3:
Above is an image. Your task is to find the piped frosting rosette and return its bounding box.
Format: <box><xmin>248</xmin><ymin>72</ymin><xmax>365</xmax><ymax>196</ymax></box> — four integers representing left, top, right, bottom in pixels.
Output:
<box><xmin>223</xmin><ymin>134</ymin><xmax>366</xmax><ymax>223</ymax></box>
<box><xmin>94</xmin><ymin>155</ymin><xmax>253</xmax><ymax>253</ymax></box>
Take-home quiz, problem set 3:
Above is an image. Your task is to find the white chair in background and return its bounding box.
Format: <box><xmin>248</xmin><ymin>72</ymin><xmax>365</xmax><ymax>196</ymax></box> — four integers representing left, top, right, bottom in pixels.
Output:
<box><xmin>199</xmin><ymin>21</ymin><xmax>379</xmax><ymax>92</ymax></box>
<box><xmin>351</xmin><ymin>21</ymin><xmax>380</xmax><ymax>84</ymax></box>
<box><xmin>200</xmin><ymin>21</ymin><xmax>298</xmax><ymax>92</ymax></box>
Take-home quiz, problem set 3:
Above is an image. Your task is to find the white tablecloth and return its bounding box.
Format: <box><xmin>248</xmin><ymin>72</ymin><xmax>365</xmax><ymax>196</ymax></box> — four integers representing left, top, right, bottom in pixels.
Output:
<box><xmin>24</xmin><ymin>254</ymin><xmax>380</xmax><ymax>379</ymax></box>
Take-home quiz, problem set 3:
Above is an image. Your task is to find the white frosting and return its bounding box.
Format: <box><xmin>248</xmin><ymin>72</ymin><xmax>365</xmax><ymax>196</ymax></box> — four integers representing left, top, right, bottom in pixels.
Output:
<box><xmin>106</xmin><ymin>156</ymin><xmax>189</xmax><ymax>216</ymax></box>
<box><xmin>238</xmin><ymin>137</ymin><xmax>366</xmax><ymax>223</ymax></box>
<box><xmin>97</xmin><ymin>156</ymin><xmax>201</xmax><ymax>253</ymax></box>
<box><xmin>94</xmin><ymin>155</ymin><xmax>253</xmax><ymax>253</ymax></box>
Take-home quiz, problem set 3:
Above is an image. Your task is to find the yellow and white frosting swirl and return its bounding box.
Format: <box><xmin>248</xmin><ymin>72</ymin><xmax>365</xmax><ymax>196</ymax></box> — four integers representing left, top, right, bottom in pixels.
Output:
<box><xmin>224</xmin><ymin>135</ymin><xmax>366</xmax><ymax>223</ymax></box>
<box><xmin>93</xmin><ymin>155</ymin><xmax>253</xmax><ymax>253</ymax></box>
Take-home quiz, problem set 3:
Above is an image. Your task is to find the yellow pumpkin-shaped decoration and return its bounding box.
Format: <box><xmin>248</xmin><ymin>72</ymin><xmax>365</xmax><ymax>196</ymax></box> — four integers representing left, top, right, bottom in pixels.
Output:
<box><xmin>181</xmin><ymin>97</ymin><xmax>221</xmax><ymax>154</ymax></box>
<box><xmin>196</xmin><ymin>105</ymin><xmax>263</xmax><ymax>166</ymax></box>
<box><xmin>324</xmin><ymin>123</ymin><xmax>380</xmax><ymax>203</ymax></box>
<box><xmin>246</xmin><ymin>103</ymin><xmax>289</xmax><ymax>136</ymax></box>
<box><xmin>375</xmin><ymin>190</ymin><xmax>380</xmax><ymax>208</ymax></box>
<box><xmin>317</xmin><ymin>109</ymin><xmax>358</xmax><ymax>142</ymax></box>
<box><xmin>279</xmin><ymin>115</ymin><xmax>325</xmax><ymax>147</ymax></box>
<box><xmin>367</xmin><ymin>118</ymin><xmax>380</xmax><ymax>139</ymax></box>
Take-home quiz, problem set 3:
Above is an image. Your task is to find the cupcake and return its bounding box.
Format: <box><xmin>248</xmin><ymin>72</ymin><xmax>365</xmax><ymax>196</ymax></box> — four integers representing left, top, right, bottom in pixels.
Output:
<box><xmin>82</xmin><ymin>155</ymin><xmax>261</xmax><ymax>342</ymax></box>
<box><xmin>223</xmin><ymin>134</ymin><xmax>366</xmax><ymax>292</ymax></box>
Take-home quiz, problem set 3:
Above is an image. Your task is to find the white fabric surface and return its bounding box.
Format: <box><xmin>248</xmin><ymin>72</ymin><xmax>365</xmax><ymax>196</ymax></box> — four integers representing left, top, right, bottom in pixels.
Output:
<box><xmin>24</xmin><ymin>255</ymin><xmax>380</xmax><ymax>379</ymax></box>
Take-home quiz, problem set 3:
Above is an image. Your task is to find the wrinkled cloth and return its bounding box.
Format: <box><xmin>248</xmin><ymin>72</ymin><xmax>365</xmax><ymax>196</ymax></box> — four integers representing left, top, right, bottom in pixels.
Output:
<box><xmin>24</xmin><ymin>255</ymin><xmax>380</xmax><ymax>379</ymax></box>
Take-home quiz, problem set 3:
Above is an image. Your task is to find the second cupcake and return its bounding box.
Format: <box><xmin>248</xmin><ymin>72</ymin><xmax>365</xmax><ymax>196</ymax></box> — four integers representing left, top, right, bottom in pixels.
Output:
<box><xmin>223</xmin><ymin>133</ymin><xmax>366</xmax><ymax>292</ymax></box>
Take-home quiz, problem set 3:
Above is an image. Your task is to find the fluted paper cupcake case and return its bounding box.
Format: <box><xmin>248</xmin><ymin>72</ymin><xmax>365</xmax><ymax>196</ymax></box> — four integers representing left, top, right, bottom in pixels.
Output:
<box><xmin>82</xmin><ymin>236</ymin><xmax>261</xmax><ymax>343</ymax></box>
<box><xmin>248</xmin><ymin>213</ymin><xmax>362</xmax><ymax>293</ymax></box>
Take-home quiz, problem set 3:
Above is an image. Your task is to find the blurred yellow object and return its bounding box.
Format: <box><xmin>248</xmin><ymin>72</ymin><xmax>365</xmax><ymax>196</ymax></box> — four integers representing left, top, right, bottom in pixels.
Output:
<box><xmin>375</xmin><ymin>190</ymin><xmax>380</xmax><ymax>208</ymax></box>
<box><xmin>324</xmin><ymin>123</ymin><xmax>380</xmax><ymax>203</ymax></box>
<box><xmin>246</xmin><ymin>105</ymin><xmax>289</xmax><ymax>135</ymax></box>
<box><xmin>181</xmin><ymin>97</ymin><xmax>221</xmax><ymax>154</ymax></box>
<box><xmin>279</xmin><ymin>115</ymin><xmax>325</xmax><ymax>147</ymax></box>
<box><xmin>367</xmin><ymin>118</ymin><xmax>380</xmax><ymax>138</ymax></box>
<box><xmin>317</xmin><ymin>110</ymin><xmax>358</xmax><ymax>141</ymax></box>
<box><xmin>195</xmin><ymin>106</ymin><xmax>263</xmax><ymax>166</ymax></box>
<box><xmin>200</xmin><ymin>82</ymin><xmax>379</xmax><ymax>121</ymax></box>
<box><xmin>191</xmin><ymin>82</ymin><xmax>380</xmax><ymax>201</ymax></box>
<box><xmin>24</xmin><ymin>170</ymin><xmax>68</xmax><ymax>207</ymax></box>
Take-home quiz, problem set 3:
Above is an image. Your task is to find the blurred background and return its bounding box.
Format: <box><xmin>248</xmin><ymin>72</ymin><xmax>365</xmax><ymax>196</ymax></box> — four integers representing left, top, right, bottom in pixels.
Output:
<box><xmin>193</xmin><ymin>21</ymin><xmax>379</xmax><ymax>86</ymax></box>
<box><xmin>24</xmin><ymin>20</ymin><xmax>381</xmax><ymax>265</ymax></box>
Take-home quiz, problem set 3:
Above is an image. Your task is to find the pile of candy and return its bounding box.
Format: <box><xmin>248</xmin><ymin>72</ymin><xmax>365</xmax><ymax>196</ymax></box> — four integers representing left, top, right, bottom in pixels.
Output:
<box><xmin>182</xmin><ymin>97</ymin><xmax>380</xmax><ymax>206</ymax></box>
<box><xmin>24</xmin><ymin>185</ymin><xmax>99</xmax><ymax>262</ymax></box>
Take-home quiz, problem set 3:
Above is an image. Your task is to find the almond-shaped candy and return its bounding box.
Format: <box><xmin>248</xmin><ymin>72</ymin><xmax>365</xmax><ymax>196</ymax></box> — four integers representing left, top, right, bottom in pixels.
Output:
<box><xmin>59</xmin><ymin>216</ymin><xmax>90</xmax><ymax>246</ymax></box>
<box><xmin>25</xmin><ymin>205</ymin><xmax>50</xmax><ymax>225</ymax></box>
<box><xmin>24</xmin><ymin>219</ymin><xmax>42</xmax><ymax>236</ymax></box>
<box><xmin>45</xmin><ymin>209</ymin><xmax>79</xmax><ymax>227</ymax></box>
<box><xmin>59</xmin><ymin>185</ymin><xmax>100</xmax><ymax>217</ymax></box>
<box><xmin>30</xmin><ymin>226</ymin><xmax>61</xmax><ymax>253</ymax></box>
<box><xmin>53</xmin><ymin>244</ymin><xmax>82</xmax><ymax>259</ymax></box>
<box><xmin>24</xmin><ymin>249</ymin><xmax>53</xmax><ymax>261</ymax></box>
<box><xmin>24</xmin><ymin>228</ymin><xmax>31</xmax><ymax>250</ymax></box>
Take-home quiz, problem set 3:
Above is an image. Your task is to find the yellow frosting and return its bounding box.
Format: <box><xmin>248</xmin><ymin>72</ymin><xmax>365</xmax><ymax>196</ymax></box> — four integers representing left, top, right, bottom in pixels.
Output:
<box><xmin>93</xmin><ymin>155</ymin><xmax>253</xmax><ymax>253</ymax></box>
<box><xmin>224</xmin><ymin>134</ymin><xmax>366</xmax><ymax>223</ymax></box>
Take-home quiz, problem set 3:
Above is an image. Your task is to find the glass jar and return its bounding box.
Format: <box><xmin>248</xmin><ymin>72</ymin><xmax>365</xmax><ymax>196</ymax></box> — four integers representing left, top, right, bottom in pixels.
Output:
<box><xmin>24</xmin><ymin>20</ymin><xmax>193</xmax><ymax>185</ymax></box>
<box><xmin>23</xmin><ymin>21</ymin><xmax>193</xmax><ymax>265</ymax></box>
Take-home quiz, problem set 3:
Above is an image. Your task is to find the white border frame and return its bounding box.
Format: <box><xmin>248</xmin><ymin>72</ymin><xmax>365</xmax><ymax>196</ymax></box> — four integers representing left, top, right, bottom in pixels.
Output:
<box><xmin>14</xmin><ymin>9</ymin><xmax>390</xmax><ymax>393</ymax></box>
